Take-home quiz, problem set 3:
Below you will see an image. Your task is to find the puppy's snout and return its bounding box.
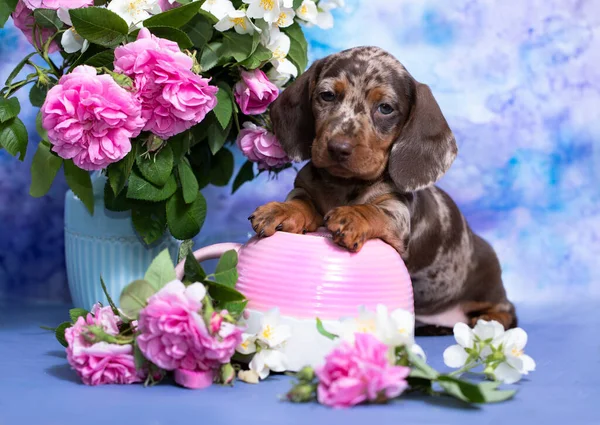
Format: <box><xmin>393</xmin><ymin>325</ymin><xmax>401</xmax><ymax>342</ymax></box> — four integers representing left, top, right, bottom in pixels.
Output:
<box><xmin>327</xmin><ymin>138</ymin><xmax>353</xmax><ymax>162</ymax></box>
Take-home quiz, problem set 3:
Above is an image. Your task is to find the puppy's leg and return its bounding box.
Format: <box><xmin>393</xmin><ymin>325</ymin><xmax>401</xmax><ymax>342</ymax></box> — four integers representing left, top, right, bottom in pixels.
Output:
<box><xmin>249</xmin><ymin>188</ymin><xmax>323</xmax><ymax>237</ymax></box>
<box><xmin>324</xmin><ymin>194</ymin><xmax>410</xmax><ymax>253</ymax></box>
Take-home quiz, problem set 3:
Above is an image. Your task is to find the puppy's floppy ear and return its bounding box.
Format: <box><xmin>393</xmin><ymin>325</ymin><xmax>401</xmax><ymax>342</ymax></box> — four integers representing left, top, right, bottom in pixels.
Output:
<box><xmin>270</xmin><ymin>60</ymin><xmax>323</xmax><ymax>162</ymax></box>
<box><xmin>388</xmin><ymin>81</ymin><xmax>458</xmax><ymax>193</ymax></box>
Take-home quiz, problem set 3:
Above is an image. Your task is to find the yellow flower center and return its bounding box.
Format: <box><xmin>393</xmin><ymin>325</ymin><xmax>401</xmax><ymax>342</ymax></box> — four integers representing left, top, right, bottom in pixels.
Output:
<box><xmin>262</xmin><ymin>325</ymin><xmax>274</xmax><ymax>340</ymax></box>
<box><xmin>398</xmin><ymin>327</ymin><xmax>408</xmax><ymax>335</ymax></box>
<box><xmin>356</xmin><ymin>318</ymin><xmax>376</xmax><ymax>334</ymax></box>
<box><xmin>231</xmin><ymin>17</ymin><xmax>247</xmax><ymax>29</ymax></box>
<box><xmin>511</xmin><ymin>347</ymin><xmax>524</xmax><ymax>357</ymax></box>
<box><xmin>272</xmin><ymin>47</ymin><xmax>286</xmax><ymax>62</ymax></box>
<box><xmin>276</xmin><ymin>12</ymin><xmax>287</xmax><ymax>26</ymax></box>
<box><xmin>260</xmin><ymin>0</ymin><xmax>275</xmax><ymax>11</ymax></box>
<box><xmin>300</xmin><ymin>4</ymin><xmax>307</xmax><ymax>14</ymax></box>
<box><xmin>240</xmin><ymin>340</ymin><xmax>249</xmax><ymax>350</ymax></box>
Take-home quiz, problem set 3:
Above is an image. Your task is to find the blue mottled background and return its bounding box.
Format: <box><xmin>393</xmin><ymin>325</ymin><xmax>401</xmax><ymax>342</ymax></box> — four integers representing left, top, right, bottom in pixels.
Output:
<box><xmin>1</xmin><ymin>0</ymin><xmax>599</xmax><ymax>305</ymax></box>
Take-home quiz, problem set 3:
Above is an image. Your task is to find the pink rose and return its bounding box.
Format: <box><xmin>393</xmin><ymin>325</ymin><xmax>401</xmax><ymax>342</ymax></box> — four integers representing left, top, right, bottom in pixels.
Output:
<box><xmin>158</xmin><ymin>0</ymin><xmax>179</xmax><ymax>11</ymax></box>
<box><xmin>315</xmin><ymin>333</ymin><xmax>410</xmax><ymax>408</ymax></box>
<box><xmin>236</xmin><ymin>122</ymin><xmax>290</xmax><ymax>170</ymax></box>
<box><xmin>64</xmin><ymin>307</ymin><xmax>141</xmax><ymax>386</ymax></box>
<box><xmin>114</xmin><ymin>28</ymin><xmax>218</xmax><ymax>139</ymax></box>
<box><xmin>233</xmin><ymin>69</ymin><xmax>279</xmax><ymax>115</ymax></box>
<box><xmin>200</xmin><ymin>312</ymin><xmax>242</xmax><ymax>364</ymax></box>
<box><xmin>22</xmin><ymin>0</ymin><xmax>92</xmax><ymax>9</ymax></box>
<box><xmin>41</xmin><ymin>65</ymin><xmax>145</xmax><ymax>170</ymax></box>
<box><xmin>12</xmin><ymin>0</ymin><xmax>59</xmax><ymax>53</ymax></box>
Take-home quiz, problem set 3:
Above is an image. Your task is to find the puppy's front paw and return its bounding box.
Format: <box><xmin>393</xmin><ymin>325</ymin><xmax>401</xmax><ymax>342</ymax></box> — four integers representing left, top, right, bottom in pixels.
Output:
<box><xmin>324</xmin><ymin>206</ymin><xmax>371</xmax><ymax>252</ymax></box>
<box><xmin>249</xmin><ymin>202</ymin><xmax>315</xmax><ymax>238</ymax></box>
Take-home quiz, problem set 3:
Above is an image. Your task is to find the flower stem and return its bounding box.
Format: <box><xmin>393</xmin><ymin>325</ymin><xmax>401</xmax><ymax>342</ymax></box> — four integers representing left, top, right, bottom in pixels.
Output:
<box><xmin>449</xmin><ymin>361</ymin><xmax>481</xmax><ymax>377</ymax></box>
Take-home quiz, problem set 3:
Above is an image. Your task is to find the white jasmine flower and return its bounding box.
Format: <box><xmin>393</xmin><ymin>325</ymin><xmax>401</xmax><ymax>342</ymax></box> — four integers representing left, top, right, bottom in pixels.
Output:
<box><xmin>266</xmin><ymin>67</ymin><xmax>292</xmax><ymax>88</ymax></box>
<box><xmin>273</xmin><ymin>7</ymin><xmax>295</xmax><ymax>28</ymax></box>
<box><xmin>493</xmin><ymin>328</ymin><xmax>536</xmax><ymax>384</ymax></box>
<box><xmin>264</xmin><ymin>28</ymin><xmax>298</xmax><ymax>78</ymax></box>
<box><xmin>107</xmin><ymin>0</ymin><xmax>162</xmax><ymax>28</ymax></box>
<box><xmin>214</xmin><ymin>9</ymin><xmax>261</xmax><ymax>34</ymax></box>
<box><xmin>249</xmin><ymin>348</ymin><xmax>288</xmax><ymax>379</ymax></box>
<box><xmin>255</xmin><ymin>308</ymin><xmax>291</xmax><ymax>349</ymax></box>
<box><xmin>243</xmin><ymin>0</ymin><xmax>281</xmax><ymax>24</ymax></box>
<box><xmin>236</xmin><ymin>333</ymin><xmax>258</xmax><ymax>354</ymax></box>
<box><xmin>201</xmin><ymin>0</ymin><xmax>235</xmax><ymax>20</ymax></box>
<box><xmin>57</xmin><ymin>9</ymin><xmax>88</xmax><ymax>53</ymax></box>
<box><xmin>295</xmin><ymin>0</ymin><xmax>317</xmax><ymax>24</ymax></box>
<box><xmin>443</xmin><ymin>322</ymin><xmax>476</xmax><ymax>368</ymax></box>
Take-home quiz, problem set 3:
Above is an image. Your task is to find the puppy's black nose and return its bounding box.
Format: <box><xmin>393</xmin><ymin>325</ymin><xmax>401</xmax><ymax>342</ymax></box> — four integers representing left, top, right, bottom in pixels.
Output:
<box><xmin>327</xmin><ymin>139</ymin><xmax>353</xmax><ymax>162</ymax></box>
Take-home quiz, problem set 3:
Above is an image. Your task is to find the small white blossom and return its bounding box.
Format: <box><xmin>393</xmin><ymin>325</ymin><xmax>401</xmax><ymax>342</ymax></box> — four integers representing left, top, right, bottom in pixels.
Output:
<box><xmin>264</xmin><ymin>28</ymin><xmax>298</xmax><ymax>79</ymax></box>
<box><xmin>273</xmin><ymin>7</ymin><xmax>295</xmax><ymax>28</ymax></box>
<box><xmin>201</xmin><ymin>0</ymin><xmax>235</xmax><ymax>20</ymax></box>
<box><xmin>249</xmin><ymin>348</ymin><xmax>287</xmax><ymax>380</ymax></box>
<box><xmin>493</xmin><ymin>328</ymin><xmax>536</xmax><ymax>384</ymax></box>
<box><xmin>255</xmin><ymin>308</ymin><xmax>291</xmax><ymax>348</ymax></box>
<box><xmin>266</xmin><ymin>67</ymin><xmax>292</xmax><ymax>88</ymax></box>
<box><xmin>243</xmin><ymin>0</ymin><xmax>281</xmax><ymax>24</ymax></box>
<box><xmin>236</xmin><ymin>333</ymin><xmax>258</xmax><ymax>354</ymax></box>
<box><xmin>57</xmin><ymin>9</ymin><xmax>88</xmax><ymax>53</ymax></box>
<box><xmin>107</xmin><ymin>0</ymin><xmax>162</xmax><ymax>28</ymax></box>
<box><xmin>295</xmin><ymin>0</ymin><xmax>317</xmax><ymax>24</ymax></box>
<box><xmin>214</xmin><ymin>9</ymin><xmax>261</xmax><ymax>35</ymax></box>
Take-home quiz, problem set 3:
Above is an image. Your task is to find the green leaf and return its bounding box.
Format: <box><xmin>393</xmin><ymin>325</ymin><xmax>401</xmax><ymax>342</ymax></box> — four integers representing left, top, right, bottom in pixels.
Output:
<box><xmin>64</xmin><ymin>160</ymin><xmax>94</xmax><ymax>215</ymax></box>
<box><xmin>184</xmin><ymin>251</ymin><xmax>206</xmax><ymax>283</ymax></box>
<box><xmin>177</xmin><ymin>239</ymin><xmax>194</xmax><ymax>264</ymax></box>
<box><xmin>232</xmin><ymin>160</ymin><xmax>254</xmax><ymax>194</ymax></box>
<box><xmin>107</xmin><ymin>145</ymin><xmax>136</xmax><ymax>195</ymax></box>
<box><xmin>221</xmin><ymin>300</ymin><xmax>247</xmax><ymax>319</ymax></box>
<box><xmin>127</xmin><ymin>170</ymin><xmax>177</xmax><ymax>202</ymax></box>
<box><xmin>292</xmin><ymin>0</ymin><xmax>302</xmax><ymax>9</ymax></box>
<box><xmin>213</xmin><ymin>84</ymin><xmax>233</xmax><ymax>129</ymax></box>
<box><xmin>205</xmin><ymin>280</ymin><xmax>246</xmax><ymax>303</ymax></box>
<box><xmin>55</xmin><ymin>322</ymin><xmax>71</xmax><ymax>347</ymax></box>
<box><xmin>143</xmin><ymin>1</ymin><xmax>201</xmax><ymax>28</ymax></box>
<box><xmin>134</xmin><ymin>342</ymin><xmax>147</xmax><ymax>370</ymax></box>
<box><xmin>35</xmin><ymin>111</ymin><xmax>47</xmax><ymax>140</ymax></box>
<box><xmin>170</xmin><ymin>131</ymin><xmax>191</xmax><ymax>165</ymax></box>
<box><xmin>477</xmin><ymin>381</ymin><xmax>517</xmax><ymax>403</ymax></box>
<box><xmin>166</xmin><ymin>190</ymin><xmax>207</xmax><ymax>240</ymax></box>
<box><xmin>437</xmin><ymin>375</ymin><xmax>485</xmax><ymax>403</ymax></box>
<box><xmin>209</xmin><ymin>147</ymin><xmax>234</xmax><ymax>186</ymax></box>
<box><xmin>83</xmin><ymin>49</ymin><xmax>115</xmax><ymax>69</ymax></box>
<box><xmin>238</xmin><ymin>44</ymin><xmax>272</xmax><ymax>70</ymax></box>
<box><xmin>100</xmin><ymin>276</ymin><xmax>120</xmax><ymax>315</ymax></box>
<box><xmin>29</xmin><ymin>83</ymin><xmax>48</xmax><ymax>108</ymax></box>
<box><xmin>131</xmin><ymin>202</ymin><xmax>167</xmax><ymax>245</ymax></box>
<box><xmin>0</xmin><ymin>97</ymin><xmax>20</xmax><ymax>123</ymax></box>
<box><xmin>69</xmin><ymin>308</ymin><xmax>89</xmax><ymax>323</ymax></box>
<box><xmin>33</xmin><ymin>8</ymin><xmax>63</xmax><ymax>29</ymax></box>
<box><xmin>316</xmin><ymin>318</ymin><xmax>338</xmax><ymax>340</ymax></box>
<box><xmin>213</xmin><ymin>249</ymin><xmax>238</xmax><ymax>287</ymax></box>
<box><xmin>283</xmin><ymin>22</ymin><xmax>308</xmax><ymax>75</ymax></box>
<box><xmin>0</xmin><ymin>0</ymin><xmax>18</xmax><ymax>29</ymax></box>
<box><xmin>0</xmin><ymin>117</ymin><xmax>28</xmax><ymax>160</ymax></box>
<box><xmin>144</xmin><ymin>248</ymin><xmax>176</xmax><ymax>292</ymax></box>
<box><xmin>138</xmin><ymin>26</ymin><xmax>193</xmax><ymax>49</ymax></box>
<box><xmin>182</xmin><ymin>14</ymin><xmax>213</xmax><ymax>49</ymax></box>
<box><xmin>220</xmin><ymin>31</ymin><xmax>256</xmax><ymax>62</ymax></box>
<box><xmin>207</xmin><ymin>118</ymin><xmax>230</xmax><ymax>155</ymax></box>
<box><xmin>200</xmin><ymin>41</ymin><xmax>222</xmax><ymax>72</ymax></box>
<box><xmin>29</xmin><ymin>141</ymin><xmax>62</xmax><ymax>197</ymax></box>
<box><xmin>177</xmin><ymin>158</ymin><xmax>199</xmax><ymax>204</ymax></box>
<box><xmin>69</xmin><ymin>7</ymin><xmax>129</xmax><ymax>48</ymax></box>
<box><xmin>104</xmin><ymin>181</ymin><xmax>130</xmax><ymax>211</ymax></box>
<box><xmin>119</xmin><ymin>279</ymin><xmax>156</xmax><ymax>319</ymax></box>
<box><xmin>136</xmin><ymin>145</ymin><xmax>173</xmax><ymax>187</ymax></box>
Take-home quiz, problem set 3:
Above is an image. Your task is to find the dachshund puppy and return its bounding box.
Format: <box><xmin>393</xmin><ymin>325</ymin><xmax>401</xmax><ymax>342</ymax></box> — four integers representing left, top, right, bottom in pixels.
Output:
<box><xmin>248</xmin><ymin>47</ymin><xmax>516</xmax><ymax>332</ymax></box>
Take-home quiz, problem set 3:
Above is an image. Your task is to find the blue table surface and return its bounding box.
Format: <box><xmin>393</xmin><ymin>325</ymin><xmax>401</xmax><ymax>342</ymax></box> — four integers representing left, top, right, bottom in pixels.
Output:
<box><xmin>1</xmin><ymin>299</ymin><xmax>599</xmax><ymax>425</ymax></box>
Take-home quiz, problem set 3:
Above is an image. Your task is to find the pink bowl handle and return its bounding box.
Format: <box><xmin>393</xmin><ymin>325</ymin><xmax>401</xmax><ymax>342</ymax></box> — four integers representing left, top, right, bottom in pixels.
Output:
<box><xmin>175</xmin><ymin>243</ymin><xmax>242</xmax><ymax>280</ymax></box>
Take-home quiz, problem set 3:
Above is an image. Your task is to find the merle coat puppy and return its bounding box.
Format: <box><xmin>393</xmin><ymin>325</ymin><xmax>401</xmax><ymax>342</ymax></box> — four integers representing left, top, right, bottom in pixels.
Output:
<box><xmin>248</xmin><ymin>47</ymin><xmax>516</xmax><ymax>332</ymax></box>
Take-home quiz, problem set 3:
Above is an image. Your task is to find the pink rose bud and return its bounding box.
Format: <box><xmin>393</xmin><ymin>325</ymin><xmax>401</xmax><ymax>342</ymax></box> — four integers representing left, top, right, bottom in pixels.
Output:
<box><xmin>315</xmin><ymin>333</ymin><xmax>411</xmax><ymax>408</ymax></box>
<box><xmin>210</xmin><ymin>312</ymin><xmax>223</xmax><ymax>334</ymax></box>
<box><xmin>233</xmin><ymin>69</ymin><xmax>279</xmax><ymax>115</ymax></box>
<box><xmin>220</xmin><ymin>363</ymin><xmax>235</xmax><ymax>385</ymax></box>
<box><xmin>174</xmin><ymin>369</ymin><xmax>214</xmax><ymax>389</ymax></box>
<box><xmin>287</xmin><ymin>383</ymin><xmax>317</xmax><ymax>403</ymax></box>
<box><xmin>236</xmin><ymin>122</ymin><xmax>290</xmax><ymax>170</ymax></box>
<box><xmin>41</xmin><ymin>65</ymin><xmax>145</xmax><ymax>170</ymax></box>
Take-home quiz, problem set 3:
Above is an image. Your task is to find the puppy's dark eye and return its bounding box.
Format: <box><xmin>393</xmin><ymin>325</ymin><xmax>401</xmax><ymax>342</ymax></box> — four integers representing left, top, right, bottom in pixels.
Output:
<box><xmin>320</xmin><ymin>91</ymin><xmax>336</xmax><ymax>102</ymax></box>
<box><xmin>378</xmin><ymin>103</ymin><xmax>394</xmax><ymax>115</ymax></box>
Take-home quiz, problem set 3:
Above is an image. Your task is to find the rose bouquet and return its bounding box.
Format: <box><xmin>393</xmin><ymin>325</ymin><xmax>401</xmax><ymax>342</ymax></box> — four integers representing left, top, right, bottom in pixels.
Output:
<box><xmin>0</xmin><ymin>0</ymin><xmax>343</xmax><ymax>243</ymax></box>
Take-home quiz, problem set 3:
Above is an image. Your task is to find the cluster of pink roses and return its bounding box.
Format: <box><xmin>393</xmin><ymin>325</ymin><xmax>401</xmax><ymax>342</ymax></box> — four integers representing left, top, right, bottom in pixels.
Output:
<box><xmin>64</xmin><ymin>280</ymin><xmax>243</xmax><ymax>388</ymax></box>
<box><xmin>41</xmin><ymin>28</ymin><xmax>218</xmax><ymax>170</ymax></box>
<box><xmin>233</xmin><ymin>69</ymin><xmax>291</xmax><ymax>171</ymax></box>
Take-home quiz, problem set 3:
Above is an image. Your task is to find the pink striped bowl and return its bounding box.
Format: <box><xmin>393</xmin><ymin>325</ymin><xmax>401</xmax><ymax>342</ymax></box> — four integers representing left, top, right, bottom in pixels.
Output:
<box><xmin>175</xmin><ymin>228</ymin><xmax>413</xmax><ymax>319</ymax></box>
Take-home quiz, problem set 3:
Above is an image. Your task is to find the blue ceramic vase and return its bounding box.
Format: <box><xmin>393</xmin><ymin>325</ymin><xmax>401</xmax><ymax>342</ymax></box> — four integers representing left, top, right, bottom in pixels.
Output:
<box><xmin>64</xmin><ymin>172</ymin><xmax>179</xmax><ymax>310</ymax></box>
